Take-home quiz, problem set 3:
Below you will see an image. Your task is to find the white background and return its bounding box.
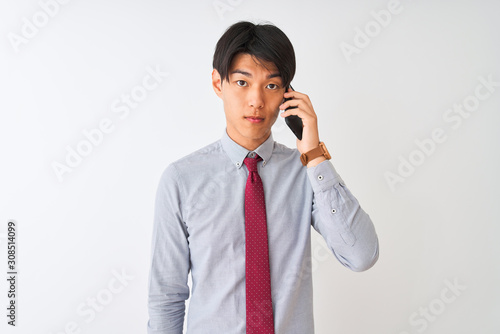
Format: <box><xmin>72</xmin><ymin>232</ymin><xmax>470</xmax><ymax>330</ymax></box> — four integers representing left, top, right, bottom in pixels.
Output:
<box><xmin>1</xmin><ymin>0</ymin><xmax>499</xmax><ymax>333</ymax></box>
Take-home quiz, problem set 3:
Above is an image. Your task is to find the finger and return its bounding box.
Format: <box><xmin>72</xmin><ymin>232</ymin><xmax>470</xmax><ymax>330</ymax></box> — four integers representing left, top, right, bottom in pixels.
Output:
<box><xmin>280</xmin><ymin>106</ymin><xmax>302</xmax><ymax>118</ymax></box>
<box><xmin>284</xmin><ymin>90</ymin><xmax>300</xmax><ymax>98</ymax></box>
<box><xmin>284</xmin><ymin>91</ymin><xmax>313</xmax><ymax>109</ymax></box>
<box><xmin>280</xmin><ymin>100</ymin><xmax>312</xmax><ymax>115</ymax></box>
<box><xmin>279</xmin><ymin>100</ymin><xmax>299</xmax><ymax>111</ymax></box>
<box><xmin>280</xmin><ymin>105</ymin><xmax>308</xmax><ymax>118</ymax></box>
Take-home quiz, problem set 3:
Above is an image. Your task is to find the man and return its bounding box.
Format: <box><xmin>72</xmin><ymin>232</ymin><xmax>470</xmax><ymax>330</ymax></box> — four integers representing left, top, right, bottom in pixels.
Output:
<box><xmin>147</xmin><ymin>21</ymin><xmax>379</xmax><ymax>334</ymax></box>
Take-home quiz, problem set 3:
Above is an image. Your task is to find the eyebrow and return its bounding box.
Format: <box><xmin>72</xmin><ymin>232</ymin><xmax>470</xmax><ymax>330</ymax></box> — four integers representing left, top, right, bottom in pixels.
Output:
<box><xmin>230</xmin><ymin>69</ymin><xmax>281</xmax><ymax>79</ymax></box>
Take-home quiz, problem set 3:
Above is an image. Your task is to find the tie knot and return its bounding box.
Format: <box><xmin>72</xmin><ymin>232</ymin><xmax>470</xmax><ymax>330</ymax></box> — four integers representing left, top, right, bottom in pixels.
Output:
<box><xmin>243</xmin><ymin>154</ymin><xmax>262</xmax><ymax>172</ymax></box>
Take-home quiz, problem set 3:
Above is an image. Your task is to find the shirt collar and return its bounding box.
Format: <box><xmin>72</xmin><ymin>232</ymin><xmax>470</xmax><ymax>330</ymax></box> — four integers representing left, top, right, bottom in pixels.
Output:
<box><xmin>221</xmin><ymin>128</ymin><xmax>274</xmax><ymax>169</ymax></box>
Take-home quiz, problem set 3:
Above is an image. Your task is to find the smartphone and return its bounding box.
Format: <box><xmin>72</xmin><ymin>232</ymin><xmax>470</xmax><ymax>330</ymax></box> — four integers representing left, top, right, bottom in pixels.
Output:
<box><xmin>283</xmin><ymin>84</ymin><xmax>303</xmax><ymax>140</ymax></box>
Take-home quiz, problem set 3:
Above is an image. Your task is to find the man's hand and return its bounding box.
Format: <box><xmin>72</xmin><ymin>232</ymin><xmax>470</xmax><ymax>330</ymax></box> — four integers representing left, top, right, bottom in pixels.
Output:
<box><xmin>279</xmin><ymin>87</ymin><xmax>326</xmax><ymax>167</ymax></box>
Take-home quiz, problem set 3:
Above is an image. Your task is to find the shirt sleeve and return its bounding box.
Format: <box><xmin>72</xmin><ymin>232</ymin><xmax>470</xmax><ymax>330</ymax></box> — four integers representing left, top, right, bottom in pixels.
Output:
<box><xmin>147</xmin><ymin>163</ymin><xmax>190</xmax><ymax>333</ymax></box>
<box><xmin>307</xmin><ymin>160</ymin><xmax>379</xmax><ymax>272</ymax></box>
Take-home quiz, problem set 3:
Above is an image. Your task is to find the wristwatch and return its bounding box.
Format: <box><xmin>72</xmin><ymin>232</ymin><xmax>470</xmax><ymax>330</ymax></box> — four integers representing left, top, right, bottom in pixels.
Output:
<box><xmin>300</xmin><ymin>142</ymin><xmax>331</xmax><ymax>166</ymax></box>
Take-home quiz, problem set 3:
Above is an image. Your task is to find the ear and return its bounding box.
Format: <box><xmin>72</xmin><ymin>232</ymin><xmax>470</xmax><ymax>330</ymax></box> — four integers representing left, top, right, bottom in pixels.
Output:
<box><xmin>212</xmin><ymin>69</ymin><xmax>223</xmax><ymax>99</ymax></box>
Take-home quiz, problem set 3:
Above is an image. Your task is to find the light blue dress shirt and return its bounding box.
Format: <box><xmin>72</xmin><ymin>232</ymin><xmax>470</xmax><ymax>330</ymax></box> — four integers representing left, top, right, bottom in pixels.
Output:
<box><xmin>147</xmin><ymin>129</ymin><xmax>379</xmax><ymax>333</ymax></box>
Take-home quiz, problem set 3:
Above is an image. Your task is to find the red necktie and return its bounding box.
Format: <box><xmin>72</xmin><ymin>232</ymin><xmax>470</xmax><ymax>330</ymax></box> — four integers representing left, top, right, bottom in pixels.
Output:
<box><xmin>244</xmin><ymin>154</ymin><xmax>275</xmax><ymax>334</ymax></box>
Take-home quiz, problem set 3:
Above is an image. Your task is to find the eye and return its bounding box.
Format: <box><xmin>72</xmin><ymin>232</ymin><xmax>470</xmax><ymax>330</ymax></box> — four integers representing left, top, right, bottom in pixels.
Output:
<box><xmin>236</xmin><ymin>80</ymin><xmax>247</xmax><ymax>87</ymax></box>
<box><xmin>267</xmin><ymin>83</ymin><xmax>279</xmax><ymax>90</ymax></box>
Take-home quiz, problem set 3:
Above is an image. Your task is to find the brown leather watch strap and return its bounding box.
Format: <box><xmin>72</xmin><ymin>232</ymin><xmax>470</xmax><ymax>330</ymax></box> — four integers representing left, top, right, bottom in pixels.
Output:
<box><xmin>300</xmin><ymin>142</ymin><xmax>331</xmax><ymax>166</ymax></box>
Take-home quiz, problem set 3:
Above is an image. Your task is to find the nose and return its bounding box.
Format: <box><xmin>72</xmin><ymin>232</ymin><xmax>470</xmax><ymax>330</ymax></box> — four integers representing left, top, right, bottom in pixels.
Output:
<box><xmin>248</xmin><ymin>86</ymin><xmax>264</xmax><ymax>109</ymax></box>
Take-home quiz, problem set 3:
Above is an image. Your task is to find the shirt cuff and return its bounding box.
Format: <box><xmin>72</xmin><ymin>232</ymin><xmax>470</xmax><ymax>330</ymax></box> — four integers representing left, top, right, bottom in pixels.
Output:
<box><xmin>306</xmin><ymin>159</ymin><xmax>345</xmax><ymax>193</ymax></box>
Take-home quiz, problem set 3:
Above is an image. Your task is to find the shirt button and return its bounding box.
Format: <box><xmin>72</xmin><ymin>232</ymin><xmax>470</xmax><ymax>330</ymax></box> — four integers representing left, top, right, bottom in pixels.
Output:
<box><xmin>331</xmin><ymin>209</ymin><xmax>337</xmax><ymax>214</ymax></box>
<box><xmin>317</xmin><ymin>175</ymin><xmax>324</xmax><ymax>181</ymax></box>
<box><xmin>262</xmin><ymin>161</ymin><xmax>266</xmax><ymax>166</ymax></box>
<box><xmin>249</xmin><ymin>152</ymin><xmax>256</xmax><ymax>158</ymax></box>
<box><xmin>236</xmin><ymin>162</ymin><xmax>241</xmax><ymax>167</ymax></box>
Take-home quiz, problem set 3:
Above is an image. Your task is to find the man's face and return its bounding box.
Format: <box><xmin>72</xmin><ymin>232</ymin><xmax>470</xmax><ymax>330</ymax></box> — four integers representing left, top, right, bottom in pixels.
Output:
<box><xmin>212</xmin><ymin>53</ymin><xmax>285</xmax><ymax>151</ymax></box>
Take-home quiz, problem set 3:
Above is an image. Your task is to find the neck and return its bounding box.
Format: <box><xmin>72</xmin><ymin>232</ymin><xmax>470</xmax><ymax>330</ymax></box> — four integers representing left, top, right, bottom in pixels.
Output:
<box><xmin>226</xmin><ymin>129</ymin><xmax>271</xmax><ymax>151</ymax></box>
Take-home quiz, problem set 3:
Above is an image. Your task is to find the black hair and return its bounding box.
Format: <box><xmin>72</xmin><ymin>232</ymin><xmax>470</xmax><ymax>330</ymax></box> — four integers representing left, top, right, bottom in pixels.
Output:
<box><xmin>212</xmin><ymin>20</ymin><xmax>296</xmax><ymax>89</ymax></box>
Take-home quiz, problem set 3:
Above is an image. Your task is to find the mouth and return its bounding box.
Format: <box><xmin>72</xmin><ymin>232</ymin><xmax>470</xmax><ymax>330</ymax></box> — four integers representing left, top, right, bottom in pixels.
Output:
<box><xmin>245</xmin><ymin>116</ymin><xmax>264</xmax><ymax>123</ymax></box>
